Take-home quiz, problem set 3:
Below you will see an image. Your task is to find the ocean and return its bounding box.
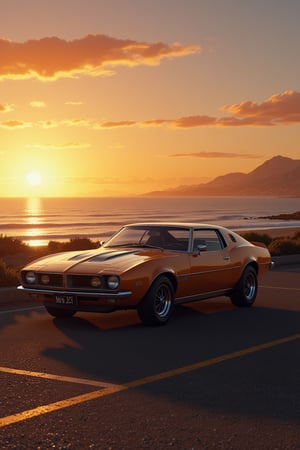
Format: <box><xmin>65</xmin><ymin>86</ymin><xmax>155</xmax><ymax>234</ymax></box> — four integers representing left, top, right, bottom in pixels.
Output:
<box><xmin>0</xmin><ymin>197</ymin><xmax>299</xmax><ymax>246</ymax></box>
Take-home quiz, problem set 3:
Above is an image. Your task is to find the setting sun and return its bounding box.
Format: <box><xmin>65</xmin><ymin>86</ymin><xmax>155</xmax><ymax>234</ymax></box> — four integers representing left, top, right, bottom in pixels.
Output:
<box><xmin>26</xmin><ymin>171</ymin><xmax>42</xmax><ymax>186</ymax></box>
<box><xmin>0</xmin><ymin>1</ymin><xmax>299</xmax><ymax>198</ymax></box>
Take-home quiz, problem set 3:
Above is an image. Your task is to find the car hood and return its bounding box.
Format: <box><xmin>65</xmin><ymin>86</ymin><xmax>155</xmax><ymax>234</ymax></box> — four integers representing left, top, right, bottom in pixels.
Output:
<box><xmin>24</xmin><ymin>247</ymin><xmax>167</xmax><ymax>274</ymax></box>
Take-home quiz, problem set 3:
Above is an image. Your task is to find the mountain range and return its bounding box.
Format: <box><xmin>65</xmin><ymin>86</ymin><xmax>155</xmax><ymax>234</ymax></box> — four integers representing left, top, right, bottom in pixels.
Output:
<box><xmin>145</xmin><ymin>155</ymin><xmax>300</xmax><ymax>197</ymax></box>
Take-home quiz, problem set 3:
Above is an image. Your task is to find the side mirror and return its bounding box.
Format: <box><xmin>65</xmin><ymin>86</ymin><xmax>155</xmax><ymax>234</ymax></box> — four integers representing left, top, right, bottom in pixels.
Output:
<box><xmin>197</xmin><ymin>243</ymin><xmax>207</xmax><ymax>252</ymax></box>
<box><xmin>100</xmin><ymin>241</ymin><xmax>105</xmax><ymax>247</ymax></box>
<box><xmin>192</xmin><ymin>243</ymin><xmax>207</xmax><ymax>255</ymax></box>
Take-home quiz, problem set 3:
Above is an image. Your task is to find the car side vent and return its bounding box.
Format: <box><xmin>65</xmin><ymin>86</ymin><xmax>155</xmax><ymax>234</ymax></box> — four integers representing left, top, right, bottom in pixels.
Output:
<box><xmin>228</xmin><ymin>233</ymin><xmax>237</xmax><ymax>242</ymax></box>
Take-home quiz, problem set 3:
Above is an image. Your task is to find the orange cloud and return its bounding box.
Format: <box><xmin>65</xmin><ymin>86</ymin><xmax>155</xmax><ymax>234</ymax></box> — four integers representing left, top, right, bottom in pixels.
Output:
<box><xmin>0</xmin><ymin>103</ymin><xmax>14</xmax><ymax>113</ymax></box>
<box><xmin>99</xmin><ymin>120</ymin><xmax>137</xmax><ymax>128</ymax></box>
<box><xmin>38</xmin><ymin>120</ymin><xmax>60</xmax><ymax>128</ymax></box>
<box><xmin>172</xmin><ymin>115</ymin><xmax>217</xmax><ymax>128</ymax></box>
<box><xmin>221</xmin><ymin>90</ymin><xmax>300</xmax><ymax>125</ymax></box>
<box><xmin>60</xmin><ymin>119</ymin><xmax>91</xmax><ymax>127</ymax></box>
<box><xmin>0</xmin><ymin>35</ymin><xmax>200</xmax><ymax>80</ymax></box>
<box><xmin>30</xmin><ymin>101</ymin><xmax>46</xmax><ymax>108</ymax></box>
<box><xmin>0</xmin><ymin>120</ymin><xmax>30</xmax><ymax>128</ymax></box>
<box><xmin>25</xmin><ymin>142</ymin><xmax>91</xmax><ymax>150</ymax></box>
<box><xmin>142</xmin><ymin>119</ymin><xmax>171</xmax><ymax>126</ymax></box>
<box><xmin>95</xmin><ymin>91</ymin><xmax>300</xmax><ymax>128</ymax></box>
<box><xmin>169</xmin><ymin>152</ymin><xmax>260</xmax><ymax>158</ymax></box>
<box><xmin>64</xmin><ymin>101</ymin><xmax>84</xmax><ymax>106</ymax></box>
<box><xmin>2</xmin><ymin>90</ymin><xmax>299</xmax><ymax>130</ymax></box>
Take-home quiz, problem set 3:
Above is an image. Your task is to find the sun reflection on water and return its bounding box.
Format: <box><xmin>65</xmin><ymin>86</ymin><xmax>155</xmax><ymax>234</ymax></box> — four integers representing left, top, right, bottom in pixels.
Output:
<box><xmin>25</xmin><ymin>197</ymin><xmax>45</xmax><ymax>246</ymax></box>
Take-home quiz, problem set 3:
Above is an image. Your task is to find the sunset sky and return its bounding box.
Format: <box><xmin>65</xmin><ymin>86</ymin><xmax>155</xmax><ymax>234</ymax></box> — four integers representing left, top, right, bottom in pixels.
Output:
<box><xmin>1</xmin><ymin>0</ymin><xmax>300</xmax><ymax>197</ymax></box>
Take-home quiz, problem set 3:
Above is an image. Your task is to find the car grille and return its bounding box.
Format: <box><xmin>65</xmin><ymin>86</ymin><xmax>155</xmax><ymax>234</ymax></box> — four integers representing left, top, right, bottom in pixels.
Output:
<box><xmin>37</xmin><ymin>273</ymin><xmax>64</xmax><ymax>288</ymax></box>
<box><xmin>22</xmin><ymin>271</ymin><xmax>112</xmax><ymax>291</ymax></box>
<box><xmin>67</xmin><ymin>274</ymin><xmax>106</xmax><ymax>290</ymax></box>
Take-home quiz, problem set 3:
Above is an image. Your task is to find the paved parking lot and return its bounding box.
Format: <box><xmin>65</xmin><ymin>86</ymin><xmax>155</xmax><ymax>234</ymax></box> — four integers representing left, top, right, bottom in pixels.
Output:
<box><xmin>0</xmin><ymin>267</ymin><xmax>299</xmax><ymax>449</ymax></box>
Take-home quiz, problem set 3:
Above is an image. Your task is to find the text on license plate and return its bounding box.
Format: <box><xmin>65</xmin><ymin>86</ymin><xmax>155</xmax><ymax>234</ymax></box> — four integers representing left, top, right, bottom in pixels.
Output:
<box><xmin>55</xmin><ymin>295</ymin><xmax>75</xmax><ymax>305</ymax></box>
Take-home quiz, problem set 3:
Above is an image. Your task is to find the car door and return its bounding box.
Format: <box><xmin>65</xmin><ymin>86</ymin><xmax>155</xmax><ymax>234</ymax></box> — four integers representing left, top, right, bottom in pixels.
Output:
<box><xmin>187</xmin><ymin>228</ymin><xmax>237</xmax><ymax>295</ymax></box>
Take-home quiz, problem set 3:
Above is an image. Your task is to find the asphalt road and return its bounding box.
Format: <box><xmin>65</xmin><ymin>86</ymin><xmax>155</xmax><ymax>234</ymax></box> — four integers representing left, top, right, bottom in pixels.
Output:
<box><xmin>0</xmin><ymin>268</ymin><xmax>299</xmax><ymax>450</ymax></box>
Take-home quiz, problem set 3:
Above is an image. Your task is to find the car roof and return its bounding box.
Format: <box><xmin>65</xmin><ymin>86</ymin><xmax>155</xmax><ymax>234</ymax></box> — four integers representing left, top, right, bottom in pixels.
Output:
<box><xmin>125</xmin><ymin>222</ymin><xmax>226</xmax><ymax>231</ymax></box>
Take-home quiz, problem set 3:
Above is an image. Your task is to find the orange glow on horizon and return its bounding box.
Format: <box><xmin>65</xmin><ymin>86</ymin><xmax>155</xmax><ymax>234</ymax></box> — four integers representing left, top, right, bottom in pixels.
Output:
<box><xmin>1</xmin><ymin>3</ymin><xmax>300</xmax><ymax>198</ymax></box>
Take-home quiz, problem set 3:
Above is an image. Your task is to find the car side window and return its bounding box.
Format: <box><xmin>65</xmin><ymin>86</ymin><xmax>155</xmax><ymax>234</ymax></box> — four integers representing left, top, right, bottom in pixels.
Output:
<box><xmin>144</xmin><ymin>227</ymin><xmax>189</xmax><ymax>251</ymax></box>
<box><xmin>166</xmin><ymin>229</ymin><xmax>189</xmax><ymax>251</ymax></box>
<box><xmin>193</xmin><ymin>229</ymin><xmax>225</xmax><ymax>252</ymax></box>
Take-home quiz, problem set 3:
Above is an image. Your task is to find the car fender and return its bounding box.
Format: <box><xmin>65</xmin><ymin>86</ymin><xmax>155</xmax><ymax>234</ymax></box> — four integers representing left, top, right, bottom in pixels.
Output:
<box><xmin>119</xmin><ymin>259</ymin><xmax>178</xmax><ymax>303</ymax></box>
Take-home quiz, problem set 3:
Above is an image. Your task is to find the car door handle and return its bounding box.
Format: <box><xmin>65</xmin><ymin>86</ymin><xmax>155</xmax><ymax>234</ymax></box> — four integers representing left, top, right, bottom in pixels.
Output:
<box><xmin>223</xmin><ymin>256</ymin><xmax>231</xmax><ymax>261</ymax></box>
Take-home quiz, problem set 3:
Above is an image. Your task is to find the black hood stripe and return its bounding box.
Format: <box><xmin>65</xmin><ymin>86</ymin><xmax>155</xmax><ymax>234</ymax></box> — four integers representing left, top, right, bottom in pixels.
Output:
<box><xmin>82</xmin><ymin>250</ymin><xmax>136</xmax><ymax>263</ymax></box>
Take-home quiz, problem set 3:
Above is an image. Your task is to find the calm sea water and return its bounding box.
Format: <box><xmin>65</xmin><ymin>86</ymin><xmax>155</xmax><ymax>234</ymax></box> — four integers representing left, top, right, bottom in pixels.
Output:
<box><xmin>0</xmin><ymin>197</ymin><xmax>299</xmax><ymax>246</ymax></box>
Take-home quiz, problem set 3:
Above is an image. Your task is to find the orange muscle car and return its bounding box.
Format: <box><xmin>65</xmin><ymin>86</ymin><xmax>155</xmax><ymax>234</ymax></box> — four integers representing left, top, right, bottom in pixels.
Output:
<box><xmin>18</xmin><ymin>223</ymin><xmax>273</xmax><ymax>325</ymax></box>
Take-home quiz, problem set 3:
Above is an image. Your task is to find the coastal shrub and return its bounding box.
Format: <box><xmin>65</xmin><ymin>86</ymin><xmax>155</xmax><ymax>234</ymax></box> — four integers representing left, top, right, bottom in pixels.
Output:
<box><xmin>0</xmin><ymin>235</ymin><xmax>28</xmax><ymax>256</ymax></box>
<box><xmin>241</xmin><ymin>232</ymin><xmax>272</xmax><ymax>246</ymax></box>
<box><xmin>48</xmin><ymin>238</ymin><xmax>99</xmax><ymax>253</ymax></box>
<box><xmin>0</xmin><ymin>259</ymin><xmax>20</xmax><ymax>287</ymax></box>
<box><xmin>65</xmin><ymin>238</ymin><xmax>99</xmax><ymax>251</ymax></box>
<box><xmin>268</xmin><ymin>238</ymin><xmax>300</xmax><ymax>256</ymax></box>
<box><xmin>48</xmin><ymin>241</ymin><xmax>65</xmax><ymax>253</ymax></box>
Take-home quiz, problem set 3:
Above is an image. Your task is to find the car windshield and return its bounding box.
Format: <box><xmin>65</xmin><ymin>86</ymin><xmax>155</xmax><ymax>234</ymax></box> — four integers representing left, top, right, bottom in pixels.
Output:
<box><xmin>104</xmin><ymin>225</ymin><xmax>190</xmax><ymax>252</ymax></box>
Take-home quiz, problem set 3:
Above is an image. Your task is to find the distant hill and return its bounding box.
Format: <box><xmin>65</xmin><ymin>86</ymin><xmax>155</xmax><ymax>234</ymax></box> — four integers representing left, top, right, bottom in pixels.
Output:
<box><xmin>145</xmin><ymin>155</ymin><xmax>300</xmax><ymax>197</ymax></box>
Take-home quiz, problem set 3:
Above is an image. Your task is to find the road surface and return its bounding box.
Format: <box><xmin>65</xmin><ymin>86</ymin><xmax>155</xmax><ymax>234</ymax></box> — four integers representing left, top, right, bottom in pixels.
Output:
<box><xmin>0</xmin><ymin>268</ymin><xmax>299</xmax><ymax>449</ymax></box>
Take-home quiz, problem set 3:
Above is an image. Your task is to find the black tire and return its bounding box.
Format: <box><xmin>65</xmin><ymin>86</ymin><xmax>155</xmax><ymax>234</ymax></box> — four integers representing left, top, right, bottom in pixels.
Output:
<box><xmin>45</xmin><ymin>306</ymin><xmax>76</xmax><ymax>318</ymax></box>
<box><xmin>137</xmin><ymin>276</ymin><xmax>175</xmax><ymax>326</ymax></box>
<box><xmin>230</xmin><ymin>266</ymin><xmax>258</xmax><ymax>307</ymax></box>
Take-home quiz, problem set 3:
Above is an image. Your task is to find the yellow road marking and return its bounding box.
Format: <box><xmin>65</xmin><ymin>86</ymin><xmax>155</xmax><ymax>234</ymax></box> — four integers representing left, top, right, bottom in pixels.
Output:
<box><xmin>0</xmin><ymin>385</ymin><xmax>125</xmax><ymax>428</ymax></box>
<box><xmin>0</xmin><ymin>333</ymin><xmax>299</xmax><ymax>428</ymax></box>
<box><xmin>0</xmin><ymin>366</ymin><xmax>122</xmax><ymax>388</ymax></box>
<box><xmin>125</xmin><ymin>333</ymin><xmax>300</xmax><ymax>389</ymax></box>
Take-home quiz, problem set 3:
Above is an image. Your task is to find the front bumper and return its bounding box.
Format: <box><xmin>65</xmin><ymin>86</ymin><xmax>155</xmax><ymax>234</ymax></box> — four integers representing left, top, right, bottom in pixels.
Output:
<box><xmin>17</xmin><ymin>285</ymin><xmax>134</xmax><ymax>312</ymax></box>
<box><xmin>17</xmin><ymin>285</ymin><xmax>132</xmax><ymax>299</ymax></box>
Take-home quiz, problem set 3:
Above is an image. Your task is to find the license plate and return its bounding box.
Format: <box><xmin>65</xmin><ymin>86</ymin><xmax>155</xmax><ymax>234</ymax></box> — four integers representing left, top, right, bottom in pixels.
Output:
<box><xmin>55</xmin><ymin>295</ymin><xmax>76</xmax><ymax>305</ymax></box>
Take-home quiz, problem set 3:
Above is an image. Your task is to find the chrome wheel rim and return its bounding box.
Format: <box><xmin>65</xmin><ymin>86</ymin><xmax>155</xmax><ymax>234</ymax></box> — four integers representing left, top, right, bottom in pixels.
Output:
<box><xmin>154</xmin><ymin>284</ymin><xmax>172</xmax><ymax>318</ymax></box>
<box><xmin>244</xmin><ymin>272</ymin><xmax>257</xmax><ymax>300</ymax></box>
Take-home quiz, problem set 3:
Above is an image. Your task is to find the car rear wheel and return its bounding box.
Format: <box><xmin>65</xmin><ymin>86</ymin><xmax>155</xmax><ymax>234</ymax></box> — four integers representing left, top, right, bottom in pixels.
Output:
<box><xmin>230</xmin><ymin>266</ymin><xmax>258</xmax><ymax>307</ymax></box>
<box><xmin>137</xmin><ymin>276</ymin><xmax>174</xmax><ymax>326</ymax></box>
<box><xmin>45</xmin><ymin>306</ymin><xmax>76</xmax><ymax>318</ymax></box>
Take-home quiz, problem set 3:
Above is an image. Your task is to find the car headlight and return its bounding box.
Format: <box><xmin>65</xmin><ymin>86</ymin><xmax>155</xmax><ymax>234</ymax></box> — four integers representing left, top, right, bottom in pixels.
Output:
<box><xmin>25</xmin><ymin>271</ymin><xmax>37</xmax><ymax>284</ymax></box>
<box><xmin>41</xmin><ymin>274</ymin><xmax>50</xmax><ymax>285</ymax></box>
<box><xmin>91</xmin><ymin>276</ymin><xmax>101</xmax><ymax>288</ymax></box>
<box><xmin>107</xmin><ymin>275</ymin><xmax>119</xmax><ymax>290</ymax></box>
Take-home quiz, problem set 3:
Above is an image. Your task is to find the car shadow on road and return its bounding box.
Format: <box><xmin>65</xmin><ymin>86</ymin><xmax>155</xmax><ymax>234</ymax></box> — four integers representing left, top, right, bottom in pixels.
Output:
<box><xmin>0</xmin><ymin>303</ymin><xmax>43</xmax><ymax>330</ymax></box>
<box><xmin>43</xmin><ymin>301</ymin><xmax>300</xmax><ymax>421</ymax></box>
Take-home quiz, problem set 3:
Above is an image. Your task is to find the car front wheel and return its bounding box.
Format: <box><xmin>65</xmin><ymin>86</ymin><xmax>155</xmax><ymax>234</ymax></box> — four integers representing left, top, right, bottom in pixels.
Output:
<box><xmin>230</xmin><ymin>266</ymin><xmax>258</xmax><ymax>307</ymax></box>
<box><xmin>137</xmin><ymin>276</ymin><xmax>175</xmax><ymax>326</ymax></box>
<box><xmin>45</xmin><ymin>306</ymin><xmax>76</xmax><ymax>318</ymax></box>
